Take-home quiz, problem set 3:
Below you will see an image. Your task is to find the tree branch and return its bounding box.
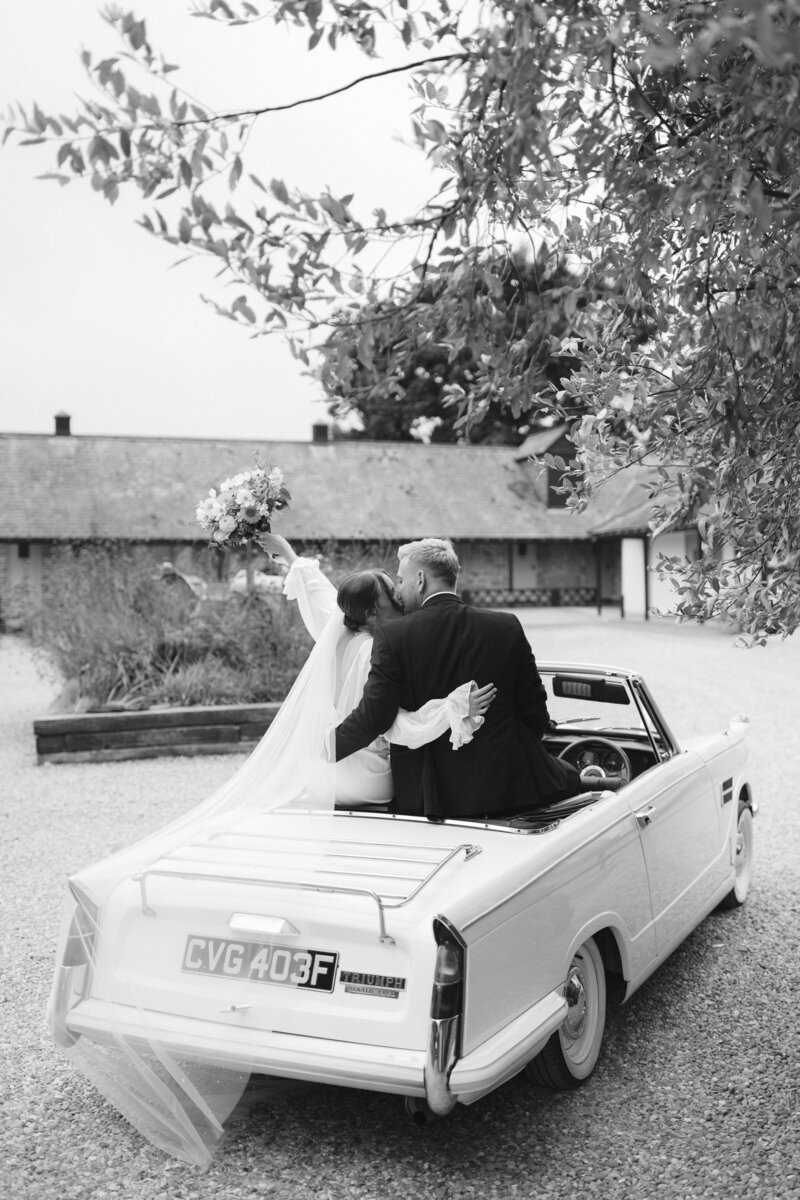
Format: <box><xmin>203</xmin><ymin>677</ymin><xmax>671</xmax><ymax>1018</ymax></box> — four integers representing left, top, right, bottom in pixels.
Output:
<box><xmin>170</xmin><ymin>53</ymin><xmax>469</xmax><ymax>128</ymax></box>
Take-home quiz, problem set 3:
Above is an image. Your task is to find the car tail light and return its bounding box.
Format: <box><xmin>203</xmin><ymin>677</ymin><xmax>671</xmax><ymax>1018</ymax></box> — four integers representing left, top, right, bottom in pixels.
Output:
<box><xmin>50</xmin><ymin>882</ymin><xmax>100</xmax><ymax>1047</ymax></box>
<box><xmin>62</xmin><ymin>881</ymin><xmax>100</xmax><ymax>967</ymax></box>
<box><xmin>431</xmin><ymin>919</ymin><xmax>464</xmax><ymax>1020</ymax></box>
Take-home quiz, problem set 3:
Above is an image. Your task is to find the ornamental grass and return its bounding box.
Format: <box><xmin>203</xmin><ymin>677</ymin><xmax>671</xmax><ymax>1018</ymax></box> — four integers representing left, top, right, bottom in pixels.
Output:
<box><xmin>24</xmin><ymin>544</ymin><xmax>316</xmax><ymax>710</ymax></box>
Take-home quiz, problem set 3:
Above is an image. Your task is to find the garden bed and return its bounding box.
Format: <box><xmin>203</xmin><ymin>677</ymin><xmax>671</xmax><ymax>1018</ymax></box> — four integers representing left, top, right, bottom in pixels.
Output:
<box><xmin>33</xmin><ymin>703</ymin><xmax>280</xmax><ymax>764</ymax></box>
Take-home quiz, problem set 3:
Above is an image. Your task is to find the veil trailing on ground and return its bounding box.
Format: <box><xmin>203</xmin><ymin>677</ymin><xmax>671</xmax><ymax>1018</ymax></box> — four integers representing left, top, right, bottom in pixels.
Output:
<box><xmin>47</xmin><ymin>611</ymin><xmax>346</xmax><ymax>1168</ymax></box>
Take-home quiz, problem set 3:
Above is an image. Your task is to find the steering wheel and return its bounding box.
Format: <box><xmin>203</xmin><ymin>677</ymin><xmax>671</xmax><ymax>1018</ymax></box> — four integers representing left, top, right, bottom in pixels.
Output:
<box><xmin>558</xmin><ymin>736</ymin><xmax>632</xmax><ymax>789</ymax></box>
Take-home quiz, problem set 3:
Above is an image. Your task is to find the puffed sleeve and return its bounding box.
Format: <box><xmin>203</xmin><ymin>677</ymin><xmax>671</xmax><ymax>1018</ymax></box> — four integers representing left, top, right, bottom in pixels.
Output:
<box><xmin>385</xmin><ymin>683</ymin><xmax>482</xmax><ymax>750</ymax></box>
<box><xmin>283</xmin><ymin>557</ymin><xmax>338</xmax><ymax>642</ymax></box>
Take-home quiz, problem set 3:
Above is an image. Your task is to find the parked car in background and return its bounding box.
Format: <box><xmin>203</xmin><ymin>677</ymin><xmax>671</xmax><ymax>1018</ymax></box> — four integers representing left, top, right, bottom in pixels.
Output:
<box><xmin>49</xmin><ymin>662</ymin><xmax>754</xmax><ymax>1164</ymax></box>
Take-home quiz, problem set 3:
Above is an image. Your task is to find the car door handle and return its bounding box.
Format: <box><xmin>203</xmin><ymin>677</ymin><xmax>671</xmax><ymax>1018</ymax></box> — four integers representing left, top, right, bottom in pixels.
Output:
<box><xmin>635</xmin><ymin>805</ymin><xmax>656</xmax><ymax>828</ymax></box>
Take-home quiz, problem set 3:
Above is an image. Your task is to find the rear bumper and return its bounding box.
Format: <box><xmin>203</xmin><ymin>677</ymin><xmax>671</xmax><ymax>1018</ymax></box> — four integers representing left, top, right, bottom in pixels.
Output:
<box><xmin>64</xmin><ymin>987</ymin><xmax>567</xmax><ymax>1107</ymax></box>
<box><xmin>66</xmin><ymin>1000</ymin><xmax>429</xmax><ymax>1096</ymax></box>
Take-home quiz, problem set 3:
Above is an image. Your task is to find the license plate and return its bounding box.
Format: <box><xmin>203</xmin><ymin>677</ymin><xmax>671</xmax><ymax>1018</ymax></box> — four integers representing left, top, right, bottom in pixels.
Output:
<box><xmin>182</xmin><ymin>935</ymin><xmax>339</xmax><ymax>992</ymax></box>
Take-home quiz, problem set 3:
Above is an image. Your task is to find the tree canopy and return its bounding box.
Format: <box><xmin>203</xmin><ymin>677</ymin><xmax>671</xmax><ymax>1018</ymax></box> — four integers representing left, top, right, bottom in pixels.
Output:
<box><xmin>7</xmin><ymin>0</ymin><xmax>800</xmax><ymax>639</ymax></box>
<box><xmin>321</xmin><ymin>248</ymin><xmax>588</xmax><ymax>443</ymax></box>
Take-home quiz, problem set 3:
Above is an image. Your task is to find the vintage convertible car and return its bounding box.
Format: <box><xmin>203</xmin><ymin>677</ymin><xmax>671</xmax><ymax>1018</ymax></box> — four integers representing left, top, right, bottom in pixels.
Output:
<box><xmin>49</xmin><ymin>662</ymin><xmax>754</xmax><ymax>1164</ymax></box>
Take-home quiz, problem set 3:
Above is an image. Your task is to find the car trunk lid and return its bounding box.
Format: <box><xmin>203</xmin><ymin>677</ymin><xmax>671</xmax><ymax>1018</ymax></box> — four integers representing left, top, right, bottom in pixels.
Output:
<box><xmin>88</xmin><ymin>812</ymin><xmax>479</xmax><ymax>1050</ymax></box>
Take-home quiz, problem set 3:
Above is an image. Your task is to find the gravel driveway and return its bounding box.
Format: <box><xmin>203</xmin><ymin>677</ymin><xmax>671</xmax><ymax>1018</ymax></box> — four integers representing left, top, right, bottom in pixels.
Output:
<box><xmin>2</xmin><ymin>616</ymin><xmax>799</xmax><ymax>1200</ymax></box>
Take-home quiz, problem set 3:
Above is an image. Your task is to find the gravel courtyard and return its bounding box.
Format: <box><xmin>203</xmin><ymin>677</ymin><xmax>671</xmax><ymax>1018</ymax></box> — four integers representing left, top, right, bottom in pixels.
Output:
<box><xmin>2</xmin><ymin>614</ymin><xmax>799</xmax><ymax>1200</ymax></box>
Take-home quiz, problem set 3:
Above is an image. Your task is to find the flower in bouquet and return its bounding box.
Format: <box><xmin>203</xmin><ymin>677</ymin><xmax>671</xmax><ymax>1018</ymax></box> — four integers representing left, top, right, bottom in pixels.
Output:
<box><xmin>196</xmin><ymin>461</ymin><xmax>291</xmax><ymax>547</ymax></box>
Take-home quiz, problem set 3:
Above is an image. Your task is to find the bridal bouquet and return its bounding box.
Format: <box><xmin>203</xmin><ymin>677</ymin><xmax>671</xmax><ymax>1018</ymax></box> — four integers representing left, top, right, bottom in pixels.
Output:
<box><xmin>196</xmin><ymin>460</ymin><xmax>291</xmax><ymax>547</ymax></box>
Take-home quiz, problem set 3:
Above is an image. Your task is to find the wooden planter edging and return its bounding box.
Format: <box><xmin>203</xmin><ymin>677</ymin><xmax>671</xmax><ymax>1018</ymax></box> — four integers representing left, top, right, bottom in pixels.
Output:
<box><xmin>33</xmin><ymin>702</ymin><xmax>281</xmax><ymax>765</ymax></box>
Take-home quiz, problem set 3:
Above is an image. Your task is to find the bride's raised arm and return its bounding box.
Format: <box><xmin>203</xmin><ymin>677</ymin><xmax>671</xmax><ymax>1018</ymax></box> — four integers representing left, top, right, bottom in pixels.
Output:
<box><xmin>257</xmin><ymin>533</ymin><xmax>337</xmax><ymax>642</ymax></box>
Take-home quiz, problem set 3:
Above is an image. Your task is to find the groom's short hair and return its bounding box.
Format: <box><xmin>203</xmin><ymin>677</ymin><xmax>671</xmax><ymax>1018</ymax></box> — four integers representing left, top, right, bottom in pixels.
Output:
<box><xmin>398</xmin><ymin>538</ymin><xmax>459</xmax><ymax>588</ymax></box>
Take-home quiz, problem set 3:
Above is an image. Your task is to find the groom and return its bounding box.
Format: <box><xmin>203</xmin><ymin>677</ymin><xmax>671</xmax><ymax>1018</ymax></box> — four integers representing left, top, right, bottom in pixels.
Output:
<box><xmin>335</xmin><ymin>538</ymin><xmax>581</xmax><ymax>820</ymax></box>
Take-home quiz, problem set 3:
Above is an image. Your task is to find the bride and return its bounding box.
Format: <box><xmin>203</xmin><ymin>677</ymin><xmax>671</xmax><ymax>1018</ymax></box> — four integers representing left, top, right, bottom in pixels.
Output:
<box><xmin>258</xmin><ymin>532</ymin><xmax>495</xmax><ymax>807</ymax></box>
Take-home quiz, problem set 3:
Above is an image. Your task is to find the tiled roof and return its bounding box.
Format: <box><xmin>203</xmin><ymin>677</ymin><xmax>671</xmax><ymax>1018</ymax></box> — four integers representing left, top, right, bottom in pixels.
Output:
<box><xmin>586</xmin><ymin>465</ymin><xmax>699</xmax><ymax>537</ymax></box>
<box><xmin>0</xmin><ymin>431</ymin><xmax>651</xmax><ymax>543</ymax></box>
<box><xmin>586</xmin><ymin>472</ymin><xmax>659</xmax><ymax>536</ymax></box>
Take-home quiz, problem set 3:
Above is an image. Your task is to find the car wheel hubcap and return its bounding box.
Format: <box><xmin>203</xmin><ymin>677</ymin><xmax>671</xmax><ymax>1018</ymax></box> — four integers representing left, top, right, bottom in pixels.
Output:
<box><xmin>564</xmin><ymin>968</ymin><xmax>587</xmax><ymax>1039</ymax></box>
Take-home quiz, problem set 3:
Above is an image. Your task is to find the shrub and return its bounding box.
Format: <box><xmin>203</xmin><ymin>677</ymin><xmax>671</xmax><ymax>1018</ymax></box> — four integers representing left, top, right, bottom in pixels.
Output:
<box><xmin>153</xmin><ymin>660</ymin><xmax>271</xmax><ymax>707</ymax></box>
<box><xmin>26</xmin><ymin>545</ymin><xmax>313</xmax><ymax>709</ymax></box>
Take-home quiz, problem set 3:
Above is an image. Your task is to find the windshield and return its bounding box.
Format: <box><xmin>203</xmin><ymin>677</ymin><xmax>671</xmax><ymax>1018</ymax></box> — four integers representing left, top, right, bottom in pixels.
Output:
<box><xmin>542</xmin><ymin>671</ymin><xmax>653</xmax><ymax>738</ymax></box>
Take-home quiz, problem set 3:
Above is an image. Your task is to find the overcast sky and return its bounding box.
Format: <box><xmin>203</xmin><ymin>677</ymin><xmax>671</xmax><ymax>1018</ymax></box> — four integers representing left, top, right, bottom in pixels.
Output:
<box><xmin>0</xmin><ymin>2</ymin><xmax>437</xmax><ymax>442</ymax></box>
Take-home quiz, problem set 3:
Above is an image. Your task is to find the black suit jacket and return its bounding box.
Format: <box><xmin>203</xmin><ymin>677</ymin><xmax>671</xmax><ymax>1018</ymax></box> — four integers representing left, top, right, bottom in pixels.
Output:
<box><xmin>335</xmin><ymin>594</ymin><xmax>580</xmax><ymax>818</ymax></box>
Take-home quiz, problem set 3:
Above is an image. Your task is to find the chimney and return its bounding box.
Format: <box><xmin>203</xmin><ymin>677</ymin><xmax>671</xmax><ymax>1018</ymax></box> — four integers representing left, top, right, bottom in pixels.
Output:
<box><xmin>311</xmin><ymin>422</ymin><xmax>330</xmax><ymax>444</ymax></box>
<box><xmin>54</xmin><ymin>411</ymin><xmax>72</xmax><ymax>437</ymax></box>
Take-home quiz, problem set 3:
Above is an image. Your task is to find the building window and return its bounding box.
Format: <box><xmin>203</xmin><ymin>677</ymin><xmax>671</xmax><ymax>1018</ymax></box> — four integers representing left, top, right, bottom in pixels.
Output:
<box><xmin>18</xmin><ymin>541</ymin><xmax>30</xmax><ymax>559</ymax></box>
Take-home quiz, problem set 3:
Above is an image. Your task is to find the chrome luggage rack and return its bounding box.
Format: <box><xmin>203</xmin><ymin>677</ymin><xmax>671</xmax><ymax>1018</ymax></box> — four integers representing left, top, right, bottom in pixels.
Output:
<box><xmin>132</xmin><ymin>816</ymin><xmax>483</xmax><ymax>944</ymax></box>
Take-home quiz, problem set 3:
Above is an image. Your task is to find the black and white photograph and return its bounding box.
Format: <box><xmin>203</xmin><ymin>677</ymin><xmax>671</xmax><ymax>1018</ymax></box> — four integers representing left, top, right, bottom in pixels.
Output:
<box><xmin>2</xmin><ymin>4</ymin><xmax>798</xmax><ymax>1198</ymax></box>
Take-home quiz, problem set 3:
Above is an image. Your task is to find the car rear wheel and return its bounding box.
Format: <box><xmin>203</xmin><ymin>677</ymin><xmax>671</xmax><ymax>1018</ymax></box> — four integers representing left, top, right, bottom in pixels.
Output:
<box><xmin>719</xmin><ymin>802</ymin><xmax>754</xmax><ymax>909</ymax></box>
<box><xmin>525</xmin><ymin>937</ymin><xmax>606</xmax><ymax>1090</ymax></box>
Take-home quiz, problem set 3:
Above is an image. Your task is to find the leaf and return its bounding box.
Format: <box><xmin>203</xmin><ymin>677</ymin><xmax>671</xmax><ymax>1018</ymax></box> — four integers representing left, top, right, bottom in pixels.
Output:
<box><xmin>127</xmin><ymin>19</ymin><xmax>147</xmax><ymax>51</ymax></box>
<box><xmin>88</xmin><ymin>134</ymin><xmax>118</xmax><ymax>165</ymax></box>
<box><xmin>229</xmin><ymin>155</ymin><xmax>243</xmax><ymax>189</ymax></box>
<box><xmin>270</xmin><ymin>177</ymin><xmax>289</xmax><ymax>203</ymax></box>
<box><xmin>231</xmin><ymin>295</ymin><xmax>256</xmax><ymax>322</ymax></box>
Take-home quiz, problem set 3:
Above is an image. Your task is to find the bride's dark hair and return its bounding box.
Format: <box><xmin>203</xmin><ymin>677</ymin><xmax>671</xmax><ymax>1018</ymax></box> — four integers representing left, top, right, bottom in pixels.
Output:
<box><xmin>337</xmin><ymin>570</ymin><xmax>395</xmax><ymax>632</ymax></box>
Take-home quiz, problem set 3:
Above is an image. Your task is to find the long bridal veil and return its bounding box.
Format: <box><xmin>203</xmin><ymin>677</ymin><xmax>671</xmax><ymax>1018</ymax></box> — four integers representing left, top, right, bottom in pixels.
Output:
<box><xmin>48</xmin><ymin>611</ymin><xmax>347</xmax><ymax>1167</ymax></box>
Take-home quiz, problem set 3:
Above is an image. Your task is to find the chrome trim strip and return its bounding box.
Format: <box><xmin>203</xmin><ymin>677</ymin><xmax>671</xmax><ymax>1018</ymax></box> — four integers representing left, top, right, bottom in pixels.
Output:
<box><xmin>537</xmin><ymin>661</ymin><xmax>634</xmax><ymax>677</ymax></box>
<box><xmin>253</xmin><ymin>812</ymin><xmax>548</xmax><ymax>836</ymax></box>
<box><xmin>629</xmin><ymin>676</ymin><xmax>680</xmax><ymax>758</ymax></box>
